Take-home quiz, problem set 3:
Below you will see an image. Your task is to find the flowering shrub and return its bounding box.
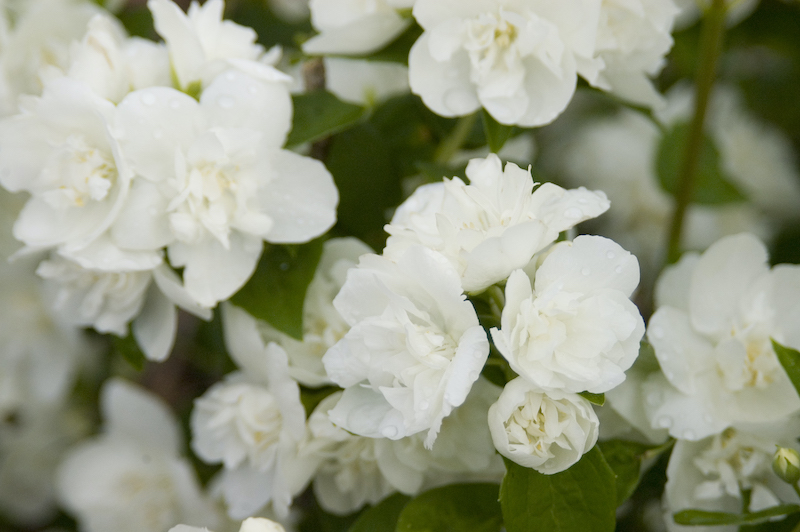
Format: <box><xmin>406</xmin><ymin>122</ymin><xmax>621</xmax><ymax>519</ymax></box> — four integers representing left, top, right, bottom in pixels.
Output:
<box><xmin>1</xmin><ymin>0</ymin><xmax>800</xmax><ymax>531</ymax></box>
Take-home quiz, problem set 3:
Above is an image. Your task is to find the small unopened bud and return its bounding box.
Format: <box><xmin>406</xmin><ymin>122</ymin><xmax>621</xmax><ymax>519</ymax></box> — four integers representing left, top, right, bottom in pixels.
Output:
<box><xmin>772</xmin><ymin>447</ymin><xmax>800</xmax><ymax>485</ymax></box>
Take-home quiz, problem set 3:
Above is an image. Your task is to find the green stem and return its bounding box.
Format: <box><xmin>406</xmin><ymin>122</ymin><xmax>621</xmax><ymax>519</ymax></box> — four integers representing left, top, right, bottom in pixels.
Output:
<box><xmin>665</xmin><ymin>0</ymin><xmax>728</xmax><ymax>264</ymax></box>
<box><xmin>434</xmin><ymin>113</ymin><xmax>478</xmax><ymax>164</ymax></box>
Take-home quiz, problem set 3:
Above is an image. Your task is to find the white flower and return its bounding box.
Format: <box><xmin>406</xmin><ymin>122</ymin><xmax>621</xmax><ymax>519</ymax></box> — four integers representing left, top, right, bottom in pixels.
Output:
<box><xmin>257</xmin><ymin>237</ymin><xmax>372</xmax><ymax>387</ymax></box>
<box><xmin>56</xmin><ymin>378</ymin><xmax>220</xmax><ymax>532</ymax></box>
<box><xmin>645</xmin><ymin>233</ymin><xmax>800</xmax><ymax>440</ymax></box>
<box><xmin>303</xmin><ymin>0</ymin><xmax>415</xmax><ymax>55</ymax></box>
<box><xmin>663</xmin><ymin>421</ymin><xmax>800</xmax><ymax>532</ymax></box>
<box><xmin>323</xmin><ymin>245</ymin><xmax>489</xmax><ymax>448</ymax></box>
<box><xmin>488</xmin><ymin>377</ymin><xmax>599</xmax><ymax>474</ymax></box>
<box><xmin>148</xmin><ymin>0</ymin><xmax>275</xmax><ymax>92</ymax></box>
<box><xmin>191</xmin><ymin>304</ymin><xmax>315</xmax><ymax>519</ymax></box>
<box><xmin>324</xmin><ymin>58</ymin><xmax>409</xmax><ymax>107</ymax></box>
<box><xmin>170</xmin><ymin>517</ymin><xmax>287</xmax><ymax>532</ymax></box>
<box><xmin>0</xmin><ymin>0</ymin><xmax>105</xmax><ymax>114</ymax></box>
<box><xmin>590</xmin><ymin>0</ymin><xmax>678</xmax><ymax>107</ymax></box>
<box><xmin>491</xmin><ymin>235</ymin><xmax>644</xmax><ymax>394</ymax></box>
<box><xmin>408</xmin><ymin>0</ymin><xmax>602</xmax><ymax>126</ymax></box>
<box><xmin>385</xmin><ymin>154</ymin><xmax>609</xmax><ymax>293</ymax></box>
<box><xmin>112</xmin><ymin>70</ymin><xmax>337</xmax><ymax>308</ymax></box>
<box><xmin>0</xmin><ymin>76</ymin><xmax>151</xmax><ymax>269</ymax></box>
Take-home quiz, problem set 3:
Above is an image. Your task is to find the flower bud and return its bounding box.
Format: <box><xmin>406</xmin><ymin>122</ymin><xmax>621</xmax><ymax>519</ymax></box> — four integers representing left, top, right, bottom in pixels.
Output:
<box><xmin>772</xmin><ymin>447</ymin><xmax>800</xmax><ymax>485</ymax></box>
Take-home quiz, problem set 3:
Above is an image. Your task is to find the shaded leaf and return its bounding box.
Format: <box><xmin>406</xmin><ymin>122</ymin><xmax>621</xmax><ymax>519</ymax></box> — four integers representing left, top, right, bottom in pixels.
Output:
<box><xmin>500</xmin><ymin>447</ymin><xmax>617</xmax><ymax>532</ymax></box>
<box><xmin>656</xmin><ymin>121</ymin><xmax>746</xmax><ymax>205</ymax></box>
<box><xmin>773</xmin><ymin>339</ymin><xmax>800</xmax><ymax>400</ymax></box>
<box><xmin>578</xmin><ymin>392</ymin><xmax>605</xmax><ymax>406</ymax></box>
<box><xmin>113</xmin><ymin>333</ymin><xmax>146</xmax><ymax>371</ymax></box>
<box><xmin>287</xmin><ymin>91</ymin><xmax>366</xmax><ymax>147</ymax></box>
<box><xmin>352</xmin><ymin>23</ymin><xmax>423</xmax><ymax>65</ymax></box>
<box><xmin>396</xmin><ymin>483</ymin><xmax>502</xmax><ymax>532</ymax></box>
<box><xmin>598</xmin><ymin>439</ymin><xmax>673</xmax><ymax>506</ymax></box>
<box><xmin>482</xmin><ymin>109</ymin><xmax>515</xmax><ymax>153</ymax></box>
<box><xmin>348</xmin><ymin>493</ymin><xmax>410</xmax><ymax>532</ymax></box>
<box><xmin>673</xmin><ymin>504</ymin><xmax>800</xmax><ymax>526</ymax></box>
<box><xmin>230</xmin><ymin>238</ymin><xmax>325</xmax><ymax>340</ymax></box>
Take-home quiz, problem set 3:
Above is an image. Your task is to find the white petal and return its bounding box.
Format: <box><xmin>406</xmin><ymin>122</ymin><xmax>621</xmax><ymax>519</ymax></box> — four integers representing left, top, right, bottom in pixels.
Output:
<box><xmin>133</xmin><ymin>282</ymin><xmax>178</xmax><ymax>362</ymax></box>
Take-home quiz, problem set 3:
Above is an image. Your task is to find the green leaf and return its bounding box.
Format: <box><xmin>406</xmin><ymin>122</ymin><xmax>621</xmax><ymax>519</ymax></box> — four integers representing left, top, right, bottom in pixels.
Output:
<box><xmin>354</xmin><ymin>23</ymin><xmax>424</xmax><ymax>65</ymax></box>
<box><xmin>395</xmin><ymin>483</ymin><xmax>502</xmax><ymax>532</ymax></box>
<box><xmin>286</xmin><ymin>91</ymin><xmax>366</xmax><ymax>147</ymax></box>
<box><xmin>230</xmin><ymin>238</ymin><xmax>325</xmax><ymax>340</ymax></box>
<box><xmin>348</xmin><ymin>493</ymin><xmax>410</xmax><ymax>532</ymax></box>
<box><xmin>300</xmin><ymin>386</ymin><xmax>340</xmax><ymax>418</ymax></box>
<box><xmin>673</xmin><ymin>504</ymin><xmax>800</xmax><ymax>526</ymax></box>
<box><xmin>113</xmin><ymin>333</ymin><xmax>146</xmax><ymax>371</ymax></box>
<box><xmin>773</xmin><ymin>339</ymin><xmax>800</xmax><ymax>400</ymax></box>
<box><xmin>656</xmin><ymin>121</ymin><xmax>746</xmax><ymax>205</ymax></box>
<box><xmin>578</xmin><ymin>392</ymin><xmax>605</xmax><ymax>406</ymax></box>
<box><xmin>481</xmin><ymin>109</ymin><xmax>515</xmax><ymax>154</ymax></box>
<box><xmin>500</xmin><ymin>447</ymin><xmax>617</xmax><ymax>532</ymax></box>
<box><xmin>597</xmin><ymin>439</ymin><xmax>673</xmax><ymax>506</ymax></box>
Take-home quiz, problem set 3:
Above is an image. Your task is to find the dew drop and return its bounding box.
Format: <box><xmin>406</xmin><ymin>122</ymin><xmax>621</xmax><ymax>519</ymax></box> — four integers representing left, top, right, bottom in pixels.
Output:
<box><xmin>218</xmin><ymin>95</ymin><xmax>235</xmax><ymax>109</ymax></box>
<box><xmin>419</xmin><ymin>400</ymin><xmax>429</xmax><ymax>410</ymax></box>
<box><xmin>606</xmin><ymin>251</ymin><xmax>615</xmax><ymax>259</ymax></box>
<box><xmin>614</xmin><ymin>265</ymin><xmax>623</xmax><ymax>274</ymax></box>
<box><xmin>169</xmin><ymin>98</ymin><xmax>181</xmax><ymax>109</ymax></box>
<box><xmin>153</xmin><ymin>129</ymin><xmax>163</xmax><ymax>140</ymax></box>
<box><xmin>577</xmin><ymin>197</ymin><xmax>588</xmax><ymax>205</ymax></box>
<box><xmin>646</xmin><ymin>392</ymin><xmax>661</xmax><ymax>406</ymax></box>
<box><xmin>564</xmin><ymin>207</ymin><xmax>582</xmax><ymax>219</ymax></box>
<box><xmin>581</xmin><ymin>267</ymin><xmax>591</xmax><ymax>276</ymax></box>
<box><xmin>650</xmin><ymin>326</ymin><xmax>664</xmax><ymax>339</ymax></box>
<box><xmin>682</xmin><ymin>429</ymin><xmax>697</xmax><ymax>440</ymax></box>
<box><xmin>296</xmin><ymin>218</ymin><xmax>306</xmax><ymax>226</ymax></box>
<box><xmin>657</xmin><ymin>415</ymin><xmax>673</xmax><ymax>428</ymax></box>
<box><xmin>443</xmin><ymin>89</ymin><xmax>478</xmax><ymax>114</ymax></box>
<box><xmin>141</xmin><ymin>93</ymin><xmax>156</xmax><ymax>106</ymax></box>
<box><xmin>469</xmin><ymin>371</ymin><xmax>479</xmax><ymax>381</ymax></box>
<box><xmin>664</xmin><ymin>370</ymin><xmax>674</xmax><ymax>380</ymax></box>
<box><xmin>248</xmin><ymin>85</ymin><xmax>258</xmax><ymax>95</ymax></box>
<box><xmin>279</xmin><ymin>262</ymin><xmax>289</xmax><ymax>271</ymax></box>
<box><xmin>381</xmin><ymin>426</ymin><xmax>398</xmax><ymax>438</ymax></box>
<box><xmin>225</xmin><ymin>71</ymin><xmax>236</xmax><ymax>81</ymax></box>
<box><xmin>703</xmin><ymin>413</ymin><xmax>714</xmax><ymax>424</ymax></box>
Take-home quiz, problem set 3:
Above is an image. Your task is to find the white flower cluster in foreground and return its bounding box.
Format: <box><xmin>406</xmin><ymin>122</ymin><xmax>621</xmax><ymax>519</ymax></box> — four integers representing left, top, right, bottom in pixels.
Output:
<box><xmin>304</xmin><ymin>0</ymin><xmax>679</xmax><ymax>126</ymax></box>
<box><xmin>0</xmin><ymin>0</ymin><xmax>338</xmax><ymax>362</ymax></box>
<box><xmin>604</xmin><ymin>233</ymin><xmax>800</xmax><ymax>529</ymax></box>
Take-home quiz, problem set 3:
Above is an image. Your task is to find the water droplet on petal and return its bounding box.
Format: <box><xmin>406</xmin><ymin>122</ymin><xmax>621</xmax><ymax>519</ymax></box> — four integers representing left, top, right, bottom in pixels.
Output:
<box><xmin>581</xmin><ymin>267</ymin><xmax>591</xmax><ymax>276</ymax></box>
<box><xmin>218</xmin><ymin>95</ymin><xmax>235</xmax><ymax>109</ymax></box>
<box><xmin>279</xmin><ymin>262</ymin><xmax>289</xmax><ymax>271</ymax></box>
<box><xmin>141</xmin><ymin>93</ymin><xmax>156</xmax><ymax>106</ymax></box>
<box><xmin>703</xmin><ymin>414</ymin><xmax>714</xmax><ymax>424</ymax></box>
<box><xmin>564</xmin><ymin>207</ymin><xmax>582</xmax><ymax>219</ymax></box>
<box><xmin>650</xmin><ymin>326</ymin><xmax>664</xmax><ymax>339</ymax></box>
<box><xmin>469</xmin><ymin>371</ymin><xmax>479</xmax><ymax>381</ymax></box>
<box><xmin>657</xmin><ymin>415</ymin><xmax>673</xmax><ymax>428</ymax></box>
<box><xmin>169</xmin><ymin>98</ymin><xmax>181</xmax><ymax>109</ymax></box>
<box><xmin>248</xmin><ymin>85</ymin><xmax>258</xmax><ymax>95</ymax></box>
<box><xmin>682</xmin><ymin>429</ymin><xmax>696</xmax><ymax>440</ymax></box>
<box><xmin>225</xmin><ymin>71</ymin><xmax>236</xmax><ymax>81</ymax></box>
<box><xmin>606</xmin><ymin>251</ymin><xmax>615</xmax><ymax>259</ymax></box>
<box><xmin>646</xmin><ymin>392</ymin><xmax>661</xmax><ymax>406</ymax></box>
<box><xmin>153</xmin><ymin>129</ymin><xmax>163</xmax><ymax>140</ymax></box>
<box><xmin>614</xmin><ymin>265</ymin><xmax>623</xmax><ymax>274</ymax></box>
<box><xmin>577</xmin><ymin>197</ymin><xmax>588</xmax><ymax>205</ymax></box>
<box><xmin>419</xmin><ymin>400</ymin><xmax>429</xmax><ymax>410</ymax></box>
<box><xmin>443</xmin><ymin>89</ymin><xmax>477</xmax><ymax>114</ymax></box>
<box><xmin>381</xmin><ymin>426</ymin><xmax>398</xmax><ymax>438</ymax></box>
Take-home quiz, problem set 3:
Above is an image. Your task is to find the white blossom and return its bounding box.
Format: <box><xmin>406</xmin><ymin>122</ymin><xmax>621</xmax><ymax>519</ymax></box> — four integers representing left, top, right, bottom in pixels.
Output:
<box><xmin>112</xmin><ymin>70</ymin><xmax>337</xmax><ymax>308</ymax></box>
<box><xmin>645</xmin><ymin>233</ymin><xmax>800</xmax><ymax>440</ymax></box>
<box><xmin>148</xmin><ymin>0</ymin><xmax>277</xmax><ymax>92</ymax></box>
<box><xmin>408</xmin><ymin>0</ymin><xmax>602</xmax><ymax>126</ymax></box>
<box><xmin>491</xmin><ymin>235</ymin><xmax>644</xmax><ymax>394</ymax></box>
<box><xmin>590</xmin><ymin>0</ymin><xmax>678</xmax><ymax>107</ymax></box>
<box><xmin>56</xmin><ymin>378</ymin><xmax>220</xmax><ymax>532</ymax></box>
<box><xmin>488</xmin><ymin>377</ymin><xmax>599</xmax><ymax>474</ymax></box>
<box><xmin>323</xmin><ymin>245</ymin><xmax>489</xmax><ymax>448</ymax></box>
<box><xmin>303</xmin><ymin>0</ymin><xmax>415</xmax><ymax>56</ymax></box>
<box><xmin>256</xmin><ymin>237</ymin><xmax>372</xmax><ymax>387</ymax></box>
<box><xmin>324</xmin><ymin>57</ymin><xmax>410</xmax><ymax>107</ymax></box>
<box><xmin>385</xmin><ymin>154</ymin><xmax>609</xmax><ymax>293</ymax></box>
<box><xmin>191</xmin><ymin>304</ymin><xmax>315</xmax><ymax>519</ymax></box>
<box><xmin>663</xmin><ymin>421</ymin><xmax>800</xmax><ymax>532</ymax></box>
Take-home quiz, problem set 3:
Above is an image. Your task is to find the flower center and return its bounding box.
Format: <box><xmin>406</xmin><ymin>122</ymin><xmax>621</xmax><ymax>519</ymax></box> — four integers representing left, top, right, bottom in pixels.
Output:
<box><xmin>41</xmin><ymin>134</ymin><xmax>117</xmax><ymax>209</ymax></box>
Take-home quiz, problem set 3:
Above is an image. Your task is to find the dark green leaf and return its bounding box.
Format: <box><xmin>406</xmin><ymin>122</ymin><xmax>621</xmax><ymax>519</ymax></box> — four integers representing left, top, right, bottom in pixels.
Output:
<box><xmin>286</xmin><ymin>91</ymin><xmax>366</xmax><ymax>147</ymax></box>
<box><xmin>773</xmin><ymin>339</ymin><xmax>800</xmax><ymax>400</ymax></box>
<box><xmin>481</xmin><ymin>109</ymin><xmax>515</xmax><ymax>153</ymax></box>
<box><xmin>578</xmin><ymin>392</ymin><xmax>605</xmax><ymax>406</ymax></box>
<box><xmin>673</xmin><ymin>504</ymin><xmax>800</xmax><ymax>526</ymax></box>
<box><xmin>597</xmin><ymin>439</ymin><xmax>672</xmax><ymax>506</ymax></box>
<box><xmin>113</xmin><ymin>333</ymin><xmax>146</xmax><ymax>371</ymax></box>
<box><xmin>230</xmin><ymin>238</ymin><xmax>325</xmax><ymax>340</ymax></box>
<box><xmin>348</xmin><ymin>493</ymin><xmax>410</xmax><ymax>532</ymax></box>
<box><xmin>500</xmin><ymin>447</ymin><xmax>617</xmax><ymax>532</ymax></box>
<box><xmin>300</xmin><ymin>386</ymin><xmax>340</xmax><ymax>418</ymax></box>
<box><xmin>396</xmin><ymin>483</ymin><xmax>502</xmax><ymax>532</ymax></box>
<box><xmin>740</xmin><ymin>511</ymin><xmax>800</xmax><ymax>532</ymax></box>
<box><xmin>656</xmin><ymin>121</ymin><xmax>746</xmax><ymax>205</ymax></box>
<box><xmin>326</xmin><ymin>123</ymin><xmax>401</xmax><ymax>250</ymax></box>
<box><xmin>353</xmin><ymin>23</ymin><xmax>424</xmax><ymax>65</ymax></box>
